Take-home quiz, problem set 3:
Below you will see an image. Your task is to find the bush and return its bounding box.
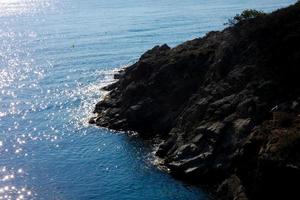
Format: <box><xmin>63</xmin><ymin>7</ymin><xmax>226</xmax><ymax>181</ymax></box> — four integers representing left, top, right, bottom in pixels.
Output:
<box><xmin>227</xmin><ymin>9</ymin><xmax>266</xmax><ymax>26</ymax></box>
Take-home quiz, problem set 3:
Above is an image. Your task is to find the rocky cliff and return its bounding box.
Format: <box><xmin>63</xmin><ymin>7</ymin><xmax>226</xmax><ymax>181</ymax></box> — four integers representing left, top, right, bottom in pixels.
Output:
<box><xmin>91</xmin><ymin>3</ymin><xmax>300</xmax><ymax>200</ymax></box>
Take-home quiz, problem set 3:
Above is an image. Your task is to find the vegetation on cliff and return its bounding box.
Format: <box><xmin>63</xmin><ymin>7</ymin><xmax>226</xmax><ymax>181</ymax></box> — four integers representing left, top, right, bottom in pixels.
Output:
<box><xmin>91</xmin><ymin>3</ymin><xmax>300</xmax><ymax>200</ymax></box>
<box><xmin>226</xmin><ymin>9</ymin><xmax>266</xmax><ymax>26</ymax></box>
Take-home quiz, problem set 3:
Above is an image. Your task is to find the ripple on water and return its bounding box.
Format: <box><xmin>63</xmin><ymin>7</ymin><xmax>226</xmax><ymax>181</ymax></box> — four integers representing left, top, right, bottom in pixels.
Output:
<box><xmin>0</xmin><ymin>0</ymin><xmax>55</xmax><ymax>17</ymax></box>
<box><xmin>0</xmin><ymin>61</ymin><xmax>121</xmax><ymax>198</ymax></box>
<box><xmin>0</xmin><ymin>166</ymin><xmax>33</xmax><ymax>200</ymax></box>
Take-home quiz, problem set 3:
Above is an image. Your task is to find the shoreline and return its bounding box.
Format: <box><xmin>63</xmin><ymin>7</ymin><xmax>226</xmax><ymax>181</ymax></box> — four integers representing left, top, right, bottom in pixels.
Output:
<box><xmin>91</xmin><ymin>3</ymin><xmax>300</xmax><ymax>200</ymax></box>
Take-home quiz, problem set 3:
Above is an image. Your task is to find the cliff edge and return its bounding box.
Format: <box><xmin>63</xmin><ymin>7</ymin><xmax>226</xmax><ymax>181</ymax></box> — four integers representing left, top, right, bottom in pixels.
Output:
<box><xmin>91</xmin><ymin>3</ymin><xmax>300</xmax><ymax>200</ymax></box>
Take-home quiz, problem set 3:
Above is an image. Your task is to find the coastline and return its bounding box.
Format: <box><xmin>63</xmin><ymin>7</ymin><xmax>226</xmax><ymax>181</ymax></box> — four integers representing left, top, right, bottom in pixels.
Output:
<box><xmin>91</xmin><ymin>2</ymin><xmax>300</xmax><ymax>200</ymax></box>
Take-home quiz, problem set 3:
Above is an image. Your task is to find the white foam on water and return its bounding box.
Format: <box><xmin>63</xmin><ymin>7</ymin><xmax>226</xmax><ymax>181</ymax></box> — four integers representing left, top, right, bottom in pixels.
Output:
<box><xmin>68</xmin><ymin>68</ymin><xmax>118</xmax><ymax>129</ymax></box>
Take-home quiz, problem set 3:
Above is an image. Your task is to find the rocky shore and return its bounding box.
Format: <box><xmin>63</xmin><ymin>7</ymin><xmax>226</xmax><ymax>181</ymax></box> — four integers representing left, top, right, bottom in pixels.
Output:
<box><xmin>91</xmin><ymin>3</ymin><xmax>300</xmax><ymax>200</ymax></box>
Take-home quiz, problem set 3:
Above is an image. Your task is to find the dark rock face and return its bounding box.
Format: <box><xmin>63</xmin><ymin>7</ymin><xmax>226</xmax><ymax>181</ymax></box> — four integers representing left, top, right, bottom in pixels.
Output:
<box><xmin>92</xmin><ymin>3</ymin><xmax>300</xmax><ymax>200</ymax></box>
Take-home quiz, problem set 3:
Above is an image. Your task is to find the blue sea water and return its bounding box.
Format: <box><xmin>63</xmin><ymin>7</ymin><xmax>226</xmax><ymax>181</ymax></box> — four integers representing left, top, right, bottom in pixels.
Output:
<box><xmin>0</xmin><ymin>0</ymin><xmax>296</xmax><ymax>199</ymax></box>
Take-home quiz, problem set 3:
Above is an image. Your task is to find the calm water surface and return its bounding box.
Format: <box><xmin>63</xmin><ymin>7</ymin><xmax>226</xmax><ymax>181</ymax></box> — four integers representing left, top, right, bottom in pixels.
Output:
<box><xmin>0</xmin><ymin>0</ymin><xmax>296</xmax><ymax>199</ymax></box>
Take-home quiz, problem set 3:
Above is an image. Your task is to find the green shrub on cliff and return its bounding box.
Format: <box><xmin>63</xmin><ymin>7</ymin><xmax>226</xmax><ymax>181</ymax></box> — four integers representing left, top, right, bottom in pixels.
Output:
<box><xmin>227</xmin><ymin>9</ymin><xmax>266</xmax><ymax>25</ymax></box>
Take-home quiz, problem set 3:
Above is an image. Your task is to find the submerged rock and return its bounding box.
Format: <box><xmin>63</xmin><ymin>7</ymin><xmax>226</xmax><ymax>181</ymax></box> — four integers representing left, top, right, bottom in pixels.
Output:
<box><xmin>92</xmin><ymin>2</ymin><xmax>300</xmax><ymax>200</ymax></box>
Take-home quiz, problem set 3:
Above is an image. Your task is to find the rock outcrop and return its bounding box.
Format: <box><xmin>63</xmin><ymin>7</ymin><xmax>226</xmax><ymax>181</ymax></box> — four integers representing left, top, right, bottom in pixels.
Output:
<box><xmin>91</xmin><ymin>3</ymin><xmax>300</xmax><ymax>200</ymax></box>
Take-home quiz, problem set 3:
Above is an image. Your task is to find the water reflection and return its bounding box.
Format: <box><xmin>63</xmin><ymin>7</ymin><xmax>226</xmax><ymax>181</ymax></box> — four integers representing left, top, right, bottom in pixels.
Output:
<box><xmin>0</xmin><ymin>166</ymin><xmax>32</xmax><ymax>200</ymax></box>
<box><xmin>0</xmin><ymin>0</ymin><xmax>54</xmax><ymax>17</ymax></box>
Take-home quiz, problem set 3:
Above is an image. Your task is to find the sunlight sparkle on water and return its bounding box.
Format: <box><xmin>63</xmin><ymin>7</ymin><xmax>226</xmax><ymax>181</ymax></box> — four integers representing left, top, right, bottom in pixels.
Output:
<box><xmin>0</xmin><ymin>167</ymin><xmax>32</xmax><ymax>200</ymax></box>
<box><xmin>0</xmin><ymin>0</ymin><xmax>54</xmax><ymax>17</ymax></box>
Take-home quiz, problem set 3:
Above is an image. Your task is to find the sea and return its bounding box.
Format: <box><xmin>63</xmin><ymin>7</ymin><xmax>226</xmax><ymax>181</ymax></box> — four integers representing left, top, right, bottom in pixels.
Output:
<box><xmin>0</xmin><ymin>0</ymin><xmax>296</xmax><ymax>199</ymax></box>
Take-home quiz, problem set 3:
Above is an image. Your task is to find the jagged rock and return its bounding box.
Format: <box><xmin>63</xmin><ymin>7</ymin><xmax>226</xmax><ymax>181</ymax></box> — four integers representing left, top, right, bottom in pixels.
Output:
<box><xmin>92</xmin><ymin>3</ymin><xmax>300</xmax><ymax>200</ymax></box>
<box><xmin>88</xmin><ymin>117</ymin><xmax>98</xmax><ymax>124</ymax></box>
<box><xmin>173</xmin><ymin>143</ymin><xmax>199</xmax><ymax>160</ymax></box>
<box><xmin>233</xmin><ymin>118</ymin><xmax>253</xmax><ymax>136</ymax></box>
<box><xmin>217</xmin><ymin>175</ymin><xmax>248</xmax><ymax>200</ymax></box>
<box><xmin>155</xmin><ymin>135</ymin><xmax>177</xmax><ymax>157</ymax></box>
